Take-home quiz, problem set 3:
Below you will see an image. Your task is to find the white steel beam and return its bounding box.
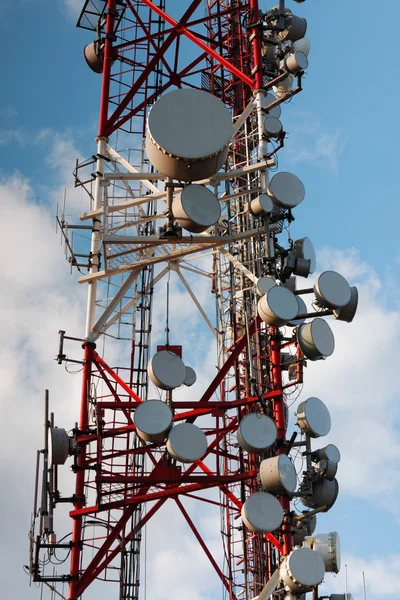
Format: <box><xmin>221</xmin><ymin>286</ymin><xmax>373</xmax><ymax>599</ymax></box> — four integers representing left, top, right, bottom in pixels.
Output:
<box><xmin>174</xmin><ymin>267</ymin><xmax>218</xmax><ymax>341</ymax></box>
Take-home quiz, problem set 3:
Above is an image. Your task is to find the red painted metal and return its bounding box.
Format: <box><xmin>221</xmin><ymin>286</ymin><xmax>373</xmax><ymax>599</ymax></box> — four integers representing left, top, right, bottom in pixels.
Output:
<box><xmin>270</xmin><ymin>330</ymin><xmax>293</xmax><ymax>557</ymax></box>
<box><xmin>69</xmin><ymin>343</ymin><xmax>95</xmax><ymax>599</ymax></box>
<box><xmin>65</xmin><ymin>1</ymin><xmax>301</xmax><ymax>598</ymax></box>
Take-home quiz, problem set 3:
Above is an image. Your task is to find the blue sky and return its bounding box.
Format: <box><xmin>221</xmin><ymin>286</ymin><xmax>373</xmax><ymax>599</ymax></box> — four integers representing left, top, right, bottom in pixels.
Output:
<box><xmin>1</xmin><ymin>2</ymin><xmax>400</xmax><ymax>600</ymax></box>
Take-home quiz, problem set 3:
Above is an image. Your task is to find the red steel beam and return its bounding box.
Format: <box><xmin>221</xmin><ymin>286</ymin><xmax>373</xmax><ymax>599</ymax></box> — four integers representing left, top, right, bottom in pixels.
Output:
<box><xmin>175</xmin><ymin>497</ymin><xmax>238</xmax><ymax>600</ymax></box>
<box><xmin>139</xmin><ymin>0</ymin><xmax>254</xmax><ymax>88</ymax></box>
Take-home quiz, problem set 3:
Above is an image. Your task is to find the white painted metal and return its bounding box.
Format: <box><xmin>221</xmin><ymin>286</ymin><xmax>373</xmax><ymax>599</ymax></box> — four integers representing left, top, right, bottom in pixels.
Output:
<box><xmin>166</xmin><ymin>423</ymin><xmax>207</xmax><ymax>463</ymax></box>
<box><xmin>183</xmin><ymin>366</ymin><xmax>197</xmax><ymax>387</ymax></box>
<box><xmin>262</xmin><ymin>117</ymin><xmax>283</xmax><ymax>139</ymax></box>
<box><xmin>297</xmin><ymin>318</ymin><xmax>335</xmax><ymax>360</ymax></box>
<box><xmin>282</xmin><ymin>51</ymin><xmax>308</xmax><ymax>75</ymax></box>
<box><xmin>293</xmin><ymin>37</ymin><xmax>311</xmax><ymax>56</ymax></box>
<box><xmin>260</xmin><ymin>92</ymin><xmax>281</xmax><ymax>118</ymax></box>
<box><xmin>254</xmin><ymin>569</ymin><xmax>280</xmax><ymax>600</ymax></box>
<box><xmin>333</xmin><ymin>286</ymin><xmax>358</xmax><ymax>322</ymax></box>
<box><xmin>256</xmin><ymin>276</ymin><xmax>276</xmax><ymax>297</ymax></box>
<box><xmin>258</xmin><ymin>286</ymin><xmax>299</xmax><ymax>326</ymax></box>
<box><xmin>315</xmin><ymin>444</ymin><xmax>341</xmax><ymax>463</ymax></box>
<box><xmin>260</xmin><ymin>454</ymin><xmax>297</xmax><ymax>494</ymax></box>
<box><xmin>273</xmin><ymin>74</ymin><xmax>294</xmax><ymax>98</ymax></box>
<box><xmin>250</xmin><ymin>193</ymin><xmax>274</xmax><ymax>216</ymax></box>
<box><xmin>296</xmin><ymin>397</ymin><xmax>331</xmax><ymax>438</ymax></box>
<box><xmin>173</xmin><ymin>185</ymin><xmax>221</xmax><ymax>233</ymax></box>
<box><xmin>307</xmin><ymin>532</ymin><xmax>341</xmax><ymax>574</ymax></box>
<box><xmin>147</xmin><ymin>350</ymin><xmax>186</xmax><ymax>390</ymax></box>
<box><xmin>48</xmin><ymin>428</ymin><xmax>69</xmax><ymax>467</ymax></box>
<box><xmin>134</xmin><ymin>400</ymin><xmax>173</xmax><ymax>442</ymax></box>
<box><xmin>287</xmin><ymin>295</ymin><xmax>307</xmax><ymax>327</ymax></box>
<box><xmin>314</xmin><ymin>271</ymin><xmax>351</xmax><ymax>309</ymax></box>
<box><xmin>293</xmin><ymin>237</ymin><xmax>316</xmax><ymax>274</ymax></box>
<box><xmin>267</xmin><ymin>172</ymin><xmax>305</xmax><ymax>209</ymax></box>
<box><xmin>241</xmin><ymin>492</ymin><xmax>284</xmax><ymax>533</ymax></box>
<box><xmin>280</xmin><ymin>547</ymin><xmax>325</xmax><ymax>593</ymax></box>
<box><xmin>237</xmin><ymin>413</ymin><xmax>277</xmax><ymax>453</ymax></box>
<box><xmin>301</xmin><ymin>478</ymin><xmax>339</xmax><ymax>510</ymax></box>
<box><xmin>146</xmin><ymin>89</ymin><xmax>233</xmax><ymax>181</ymax></box>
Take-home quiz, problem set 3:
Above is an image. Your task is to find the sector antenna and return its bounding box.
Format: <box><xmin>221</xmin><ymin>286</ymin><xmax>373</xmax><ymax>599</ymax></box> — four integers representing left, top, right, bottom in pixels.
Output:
<box><xmin>27</xmin><ymin>2</ymin><xmax>357</xmax><ymax>600</ymax></box>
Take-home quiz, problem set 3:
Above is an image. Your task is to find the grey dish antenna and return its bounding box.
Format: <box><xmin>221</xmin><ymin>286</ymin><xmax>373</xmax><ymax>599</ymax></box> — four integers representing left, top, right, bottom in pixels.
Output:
<box><xmin>297</xmin><ymin>318</ymin><xmax>335</xmax><ymax>360</ymax></box>
<box><xmin>267</xmin><ymin>172</ymin><xmax>305</xmax><ymax>209</ymax></box>
<box><xmin>314</xmin><ymin>271</ymin><xmax>352</xmax><ymax>309</ymax></box>
<box><xmin>146</xmin><ymin>88</ymin><xmax>233</xmax><ymax>181</ymax></box>
<box><xmin>296</xmin><ymin>397</ymin><xmax>331</xmax><ymax>438</ymax></box>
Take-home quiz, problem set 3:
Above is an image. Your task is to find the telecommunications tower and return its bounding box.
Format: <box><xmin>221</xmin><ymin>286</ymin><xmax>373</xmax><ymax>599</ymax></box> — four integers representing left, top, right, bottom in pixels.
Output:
<box><xmin>28</xmin><ymin>2</ymin><xmax>357</xmax><ymax>600</ymax></box>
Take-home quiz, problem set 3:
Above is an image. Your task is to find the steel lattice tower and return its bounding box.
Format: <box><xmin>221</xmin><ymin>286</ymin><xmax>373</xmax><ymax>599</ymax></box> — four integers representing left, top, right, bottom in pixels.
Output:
<box><xmin>28</xmin><ymin>3</ymin><xmax>356</xmax><ymax>600</ymax></box>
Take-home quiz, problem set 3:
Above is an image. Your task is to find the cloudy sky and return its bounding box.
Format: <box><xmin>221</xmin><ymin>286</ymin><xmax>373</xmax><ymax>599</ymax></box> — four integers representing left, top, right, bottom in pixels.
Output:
<box><xmin>1</xmin><ymin>1</ymin><xmax>400</xmax><ymax>599</ymax></box>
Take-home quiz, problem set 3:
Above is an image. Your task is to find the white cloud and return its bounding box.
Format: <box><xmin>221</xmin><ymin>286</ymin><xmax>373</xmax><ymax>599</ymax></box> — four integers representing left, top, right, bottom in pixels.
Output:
<box><xmin>285</xmin><ymin>112</ymin><xmax>346</xmax><ymax>172</ymax></box>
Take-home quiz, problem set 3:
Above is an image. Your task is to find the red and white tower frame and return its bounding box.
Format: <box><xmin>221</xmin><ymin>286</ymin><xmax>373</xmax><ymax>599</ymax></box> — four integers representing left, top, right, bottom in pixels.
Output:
<box><xmin>28</xmin><ymin>2</ymin><xmax>356</xmax><ymax>600</ymax></box>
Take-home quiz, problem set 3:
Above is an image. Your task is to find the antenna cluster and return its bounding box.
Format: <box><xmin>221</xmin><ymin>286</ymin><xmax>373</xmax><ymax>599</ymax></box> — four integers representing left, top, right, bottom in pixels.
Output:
<box><xmin>27</xmin><ymin>2</ymin><xmax>359</xmax><ymax>599</ymax></box>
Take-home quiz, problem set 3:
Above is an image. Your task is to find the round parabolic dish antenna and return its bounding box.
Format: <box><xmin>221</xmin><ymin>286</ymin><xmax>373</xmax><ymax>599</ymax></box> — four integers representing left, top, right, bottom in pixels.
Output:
<box><xmin>258</xmin><ymin>285</ymin><xmax>299</xmax><ymax>327</ymax></box>
<box><xmin>318</xmin><ymin>444</ymin><xmax>341</xmax><ymax>463</ymax></box>
<box><xmin>297</xmin><ymin>318</ymin><xmax>335</xmax><ymax>361</ymax></box>
<box><xmin>256</xmin><ymin>276</ymin><xmax>276</xmax><ymax>297</ymax></box>
<box><xmin>287</xmin><ymin>295</ymin><xmax>307</xmax><ymax>327</ymax></box>
<box><xmin>267</xmin><ymin>172</ymin><xmax>305</xmax><ymax>209</ymax></box>
<box><xmin>293</xmin><ymin>237</ymin><xmax>316</xmax><ymax>274</ymax></box>
<box><xmin>260</xmin><ymin>92</ymin><xmax>281</xmax><ymax>118</ymax></box>
<box><xmin>250</xmin><ymin>193</ymin><xmax>274</xmax><ymax>216</ymax></box>
<box><xmin>263</xmin><ymin>116</ymin><xmax>283</xmax><ymax>139</ymax></box>
<box><xmin>147</xmin><ymin>350</ymin><xmax>186</xmax><ymax>390</ymax></box>
<box><xmin>280</xmin><ymin>548</ymin><xmax>325</xmax><ymax>593</ymax></box>
<box><xmin>183</xmin><ymin>366</ymin><xmax>197</xmax><ymax>387</ymax></box>
<box><xmin>284</xmin><ymin>51</ymin><xmax>308</xmax><ymax>75</ymax></box>
<box><xmin>172</xmin><ymin>185</ymin><xmax>221</xmax><ymax>233</ymax></box>
<box><xmin>334</xmin><ymin>286</ymin><xmax>358</xmax><ymax>323</ymax></box>
<box><xmin>296</xmin><ymin>397</ymin><xmax>331</xmax><ymax>438</ymax></box>
<box><xmin>301</xmin><ymin>478</ymin><xmax>339</xmax><ymax>511</ymax></box>
<box><xmin>273</xmin><ymin>74</ymin><xmax>293</xmax><ymax>98</ymax></box>
<box><xmin>166</xmin><ymin>423</ymin><xmax>207</xmax><ymax>463</ymax></box>
<box><xmin>278</xmin><ymin>11</ymin><xmax>308</xmax><ymax>43</ymax></box>
<box><xmin>313</xmin><ymin>532</ymin><xmax>341</xmax><ymax>573</ymax></box>
<box><xmin>48</xmin><ymin>428</ymin><xmax>69</xmax><ymax>467</ymax></box>
<box><xmin>260</xmin><ymin>454</ymin><xmax>297</xmax><ymax>494</ymax></box>
<box><xmin>134</xmin><ymin>399</ymin><xmax>173</xmax><ymax>443</ymax></box>
<box><xmin>293</xmin><ymin>37</ymin><xmax>311</xmax><ymax>56</ymax></box>
<box><xmin>241</xmin><ymin>492</ymin><xmax>284</xmax><ymax>533</ymax></box>
<box><xmin>146</xmin><ymin>88</ymin><xmax>233</xmax><ymax>181</ymax></box>
<box><xmin>314</xmin><ymin>271</ymin><xmax>351</xmax><ymax>309</ymax></box>
<box><xmin>237</xmin><ymin>412</ymin><xmax>277</xmax><ymax>453</ymax></box>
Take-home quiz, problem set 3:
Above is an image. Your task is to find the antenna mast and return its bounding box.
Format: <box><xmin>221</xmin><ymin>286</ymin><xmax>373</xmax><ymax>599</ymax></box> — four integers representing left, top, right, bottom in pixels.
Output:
<box><xmin>27</xmin><ymin>2</ymin><xmax>358</xmax><ymax>600</ymax></box>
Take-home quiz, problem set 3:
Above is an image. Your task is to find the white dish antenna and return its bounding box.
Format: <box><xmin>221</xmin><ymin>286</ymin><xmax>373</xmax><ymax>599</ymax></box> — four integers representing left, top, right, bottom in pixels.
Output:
<box><xmin>263</xmin><ymin>116</ymin><xmax>283</xmax><ymax>139</ymax></box>
<box><xmin>301</xmin><ymin>477</ymin><xmax>339</xmax><ymax>511</ymax></box>
<box><xmin>333</xmin><ymin>286</ymin><xmax>358</xmax><ymax>323</ymax></box>
<box><xmin>237</xmin><ymin>412</ymin><xmax>277</xmax><ymax>453</ymax></box>
<box><xmin>314</xmin><ymin>271</ymin><xmax>352</xmax><ymax>309</ymax></box>
<box><xmin>146</xmin><ymin>88</ymin><xmax>233</xmax><ymax>181</ymax></box>
<box><xmin>258</xmin><ymin>285</ymin><xmax>299</xmax><ymax>327</ymax></box>
<box><xmin>297</xmin><ymin>318</ymin><xmax>335</xmax><ymax>360</ymax></box>
<box><xmin>273</xmin><ymin>74</ymin><xmax>294</xmax><ymax>98</ymax></box>
<box><xmin>256</xmin><ymin>276</ymin><xmax>276</xmax><ymax>297</ymax></box>
<box><xmin>147</xmin><ymin>350</ymin><xmax>186</xmax><ymax>390</ymax></box>
<box><xmin>282</xmin><ymin>51</ymin><xmax>308</xmax><ymax>75</ymax></box>
<box><xmin>173</xmin><ymin>184</ymin><xmax>221</xmax><ymax>233</ymax></box>
<box><xmin>250</xmin><ymin>193</ymin><xmax>274</xmax><ymax>217</ymax></box>
<box><xmin>183</xmin><ymin>366</ymin><xmax>197</xmax><ymax>387</ymax></box>
<box><xmin>267</xmin><ymin>172</ymin><xmax>305</xmax><ymax>210</ymax></box>
<box><xmin>287</xmin><ymin>295</ymin><xmax>307</xmax><ymax>327</ymax></box>
<box><xmin>296</xmin><ymin>396</ymin><xmax>331</xmax><ymax>438</ymax></box>
<box><xmin>305</xmin><ymin>532</ymin><xmax>341</xmax><ymax>574</ymax></box>
<box><xmin>279</xmin><ymin>547</ymin><xmax>325</xmax><ymax>593</ymax></box>
<box><xmin>134</xmin><ymin>399</ymin><xmax>173</xmax><ymax>443</ymax></box>
<box><xmin>48</xmin><ymin>428</ymin><xmax>70</xmax><ymax>467</ymax></box>
<box><xmin>260</xmin><ymin>454</ymin><xmax>297</xmax><ymax>494</ymax></box>
<box><xmin>293</xmin><ymin>37</ymin><xmax>311</xmax><ymax>56</ymax></box>
<box><xmin>278</xmin><ymin>11</ymin><xmax>308</xmax><ymax>43</ymax></box>
<box><xmin>314</xmin><ymin>444</ymin><xmax>341</xmax><ymax>463</ymax></box>
<box><xmin>241</xmin><ymin>491</ymin><xmax>284</xmax><ymax>533</ymax></box>
<box><xmin>293</xmin><ymin>237</ymin><xmax>316</xmax><ymax>274</ymax></box>
<box><xmin>166</xmin><ymin>423</ymin><xmax>207</xmax><ymax>463</ymax></box>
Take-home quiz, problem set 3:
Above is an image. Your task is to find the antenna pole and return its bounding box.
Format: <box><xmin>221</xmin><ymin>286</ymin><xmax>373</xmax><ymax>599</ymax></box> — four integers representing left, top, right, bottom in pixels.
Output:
<box><xmin>345</xmin><ymin>564</ymin><xmax>348</xmax><ymax>599</ymax></box>
<box><xmin>40</xmin><ymin>390</ymin><xmax>49</xmax><ymax>535</ymax></box>
<box><xmin>362</xmin><ymin>571</ymin><xmax>367</xmax><ymax>600</ymax></box>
